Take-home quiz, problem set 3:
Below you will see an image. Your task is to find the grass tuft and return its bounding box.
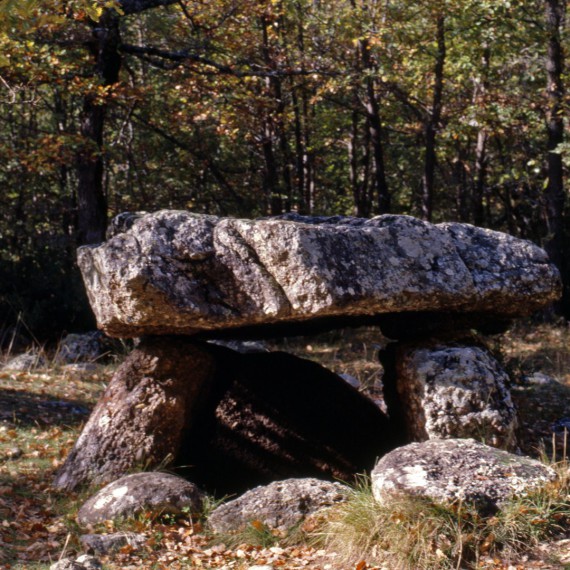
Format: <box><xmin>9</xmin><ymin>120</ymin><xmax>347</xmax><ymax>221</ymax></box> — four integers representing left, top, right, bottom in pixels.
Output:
<box><xmin>318</xmin><ymin>465</ymin><xmax>570</xmax><ymax>570</ymax></box>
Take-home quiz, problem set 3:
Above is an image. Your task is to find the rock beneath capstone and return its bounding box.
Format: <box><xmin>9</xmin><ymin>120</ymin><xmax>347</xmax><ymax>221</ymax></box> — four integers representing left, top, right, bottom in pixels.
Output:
<box><xmin>371</xmin><ymin>439</ymin><xmax>556</xmax><ymax>513</ymax></box>
<box><xmin>81</xmin><ymin>532</ymin><xmax>147</xmax><ymax>555</ymax></box>
<box><xmin>3</xmin><ymin>351</ymin><xmax>46</xmax><ymax>371</ymax></box>
<box><xmin>395</xmin><ymin>342</ymin><xmax>518</xmax><ymax>449</ymax></box>
<box><xmin>55</xmin><ymin>338</ymin><xmax>397</xmax><ymax>494</ymax></box>
<box><xmin>178</xmin><ymin>348</ymin><xmax>398</xmax><ymax>495</ymax></box>
<box><xmin>55</xmin><ymin>332</ymin><xmax>107</xmax><ymax>363</ymax></box>
<box><xmin>77</xmin><ymin>211</ymin><xmax>561</xmax><ymax>338</ymax></box>
<box><xmin>77</xmin><ymin>472</ymin><xmax>204</xmax><ymax>526</ymax></box>
<box><xmin>54</xmin><ymin>337</ymin><xmax>217</xmax><ymax>491</ymax></box>
<box><xmin>208</xmin><ymin>478</ymin><xmax>349</xmax><ymax>533</ymax></box>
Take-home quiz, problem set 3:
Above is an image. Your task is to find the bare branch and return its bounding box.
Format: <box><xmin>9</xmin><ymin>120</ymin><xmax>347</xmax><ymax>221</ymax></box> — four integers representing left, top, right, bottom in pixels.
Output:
<box><xmin>119</xmin><ymin>43</ymin><xmax>337</xmax><ymax>78</ymax></box>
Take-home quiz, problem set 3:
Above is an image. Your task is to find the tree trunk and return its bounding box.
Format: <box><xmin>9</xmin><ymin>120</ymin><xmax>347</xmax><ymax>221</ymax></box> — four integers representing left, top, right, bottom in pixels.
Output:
<box><xmin>473</xmin><ymin>128</ymin><xmax>488</xmax><ymax>226</ymax></box>
<box><xmin>349</xmin><ymin>107</ymin><xmax>372</xmax><ymax>217</ymax></box>
<box><xmin>302</xmin><ymin>91</ymin><xmax>316</xmax><ymax>215</ymax></box>
<box><xmin>347</xmin><ymin>0</ymin><xmax>388</xmax><ymax>216</ymax></box>
<box><xmin>76</xmin><ymin>11</ymin><xmax>122</xmax><ymax>245</ymax></box>
<box><xmin>259</xmin><ymin>16</ymin><xmax>286</xmax><ymax>215</ymax></box>
<box><xmin>473</xmin><ymin>45</ymin><xmax>490</xmax><ymax>227</ymax></box>
<box><xmin>292</xmin><ymin>85</ymin><xmax>315</xmax><ymax>215</ymax></box>
<box><xmin>420</xmin><ymin>14</ymin><xmax>446</xmax><ymax>222</ymax></box>
<box><xmin>359</xmin><ymin>38</ymin><xmax>390</xmax><ymax>214</ymax></box>
<box><xmin>275</xmin><ymin>81</ymin><xmax>293</xmax><ymax>212</ymax></box>
<box><xmin>544</xmin><ymin>0</ymin><xmax>566</xmax><ymax>315</ymax></box>
<box><xmin>453</xmin><ymin>146</ymin><xmax>470</xmax><ymax>223</ymax></box>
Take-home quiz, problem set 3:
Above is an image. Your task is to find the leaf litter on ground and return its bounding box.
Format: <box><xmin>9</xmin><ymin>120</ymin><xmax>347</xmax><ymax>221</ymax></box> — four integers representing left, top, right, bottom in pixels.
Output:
<box><xmin>0</xmin><ymin>324</ymin><xmax>569</xmax><ymax>569</ymax></box>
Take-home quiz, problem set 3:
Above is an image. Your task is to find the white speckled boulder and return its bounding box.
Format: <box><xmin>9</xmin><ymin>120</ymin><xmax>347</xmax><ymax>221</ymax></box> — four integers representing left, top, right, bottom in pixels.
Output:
<box><xmin>77</xmin><ymin>472</ymin><xmax>204</xmax><ymax>526</ymax></box>
<box><xmin>395</xmin><ymin>342</ymin><xmax>518</xmax><ymax>449</ymax></box>
<box><xmin>371</xmin><ymin>439</ymin><xmax>556</xmax><ymax>513</ymax></box>
<box><xmin>77</xmin><ymin>211</ymin><xmax>560</xmax><ymax>337</ymax></box>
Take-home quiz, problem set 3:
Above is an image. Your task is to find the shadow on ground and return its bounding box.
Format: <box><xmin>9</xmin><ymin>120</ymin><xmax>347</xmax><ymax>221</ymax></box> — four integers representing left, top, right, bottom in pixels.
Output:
<box><xmin>512</xmin><ymin>379</ymin><xmax>570</xmax><ymax>461</ymax></box>
<box><xmin>0</xmin><ymin>388</ymin><xmax>92</xmax><ymax>427</ymax></box>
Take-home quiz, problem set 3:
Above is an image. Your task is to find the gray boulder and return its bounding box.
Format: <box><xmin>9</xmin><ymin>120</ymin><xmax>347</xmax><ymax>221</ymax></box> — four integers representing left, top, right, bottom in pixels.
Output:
<box><xmin>77</xmin><ymin>472</ymin><xmax>204</xmax><ymax>526</ymax></box>
<box><xmin>177</xmin><ymin>348</ymin><xmax>398</xmax><ymax>495</ymax></box>
<box><xmin>371</xmin><ymin>439</ymin><xmax>556</xmax><ymax>513</ymax></box>
<box><xmin>3</xmin><ymin>352</ymin><xmax>46</xmax><ymax>371</ymax></box>
<box><xmin>77</xmin><ymin>211</ymin><xmax>560</xmax><ymax>338</ymax></box>
<box><xmin>50</xmin><ymin>556</ymin><xmax>101</xmax><ymax>570</ymax></box>
<box><xmin>80</xmin><ymin>532</ymin><xmax>147</xmax><ymax>555</ymax></box>
<box><xmin>208</xmin><ymin>478</ymin><xmax>349</xmax><ymax>533</ymax></box>
<box><xmin>56</xmin><ymin>332</ymin><xmax>105</xmax><ymax>363</ymax></box>
<box><xmin>395</xmin><ymin>342</ymin><xmax>518</xmax><ymax>449</ymax></box>
<box><xmin>55</xmin><ymin>338</ymin><xmax>398</xmax><ymax>494</ymax></box>
<box><xmin>54</xmin><ymin>337</ymin><xmax>217</xmax><ymax>491</ymax></box>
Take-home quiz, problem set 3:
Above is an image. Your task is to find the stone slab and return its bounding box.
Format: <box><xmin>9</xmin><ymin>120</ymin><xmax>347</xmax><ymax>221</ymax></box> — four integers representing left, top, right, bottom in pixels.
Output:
<box><xmin>78</xmin><ymin>211</ymin><xmax>561</xmax><ymax>337</ymax></box>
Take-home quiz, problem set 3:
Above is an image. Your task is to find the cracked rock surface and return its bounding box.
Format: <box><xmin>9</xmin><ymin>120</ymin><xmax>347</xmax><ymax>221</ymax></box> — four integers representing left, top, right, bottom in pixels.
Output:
<box><xmin>78</xmin><ymin>211</ymin><xmax>561</xmax><ymax>337</ymax></box>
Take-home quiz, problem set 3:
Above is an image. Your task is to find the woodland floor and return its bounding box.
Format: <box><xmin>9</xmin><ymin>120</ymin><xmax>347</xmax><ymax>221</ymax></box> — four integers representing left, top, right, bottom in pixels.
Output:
<box><xmin>0</xmin><ymin>323</ymin><xmax>569</xmax><ymax>569</ymax></box>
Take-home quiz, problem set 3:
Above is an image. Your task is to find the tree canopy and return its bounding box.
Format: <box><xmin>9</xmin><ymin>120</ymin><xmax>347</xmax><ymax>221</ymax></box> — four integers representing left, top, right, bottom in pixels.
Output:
<box><xmin>0</xmin><ymin>0</ymin><xmax>568</xmax><ymax>339</ymax></box>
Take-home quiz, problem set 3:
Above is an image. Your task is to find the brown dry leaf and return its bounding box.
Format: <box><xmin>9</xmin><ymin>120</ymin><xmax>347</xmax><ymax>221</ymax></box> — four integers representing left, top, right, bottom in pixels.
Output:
<box><xmin>119</xmin><ymin>544</ymin><xmax>135</xmax><ymax>555</ymax></box>
<box><xmin>250</xmin><ymin>519</ymin><xmax>266</xmax><ymax>531</ymax></box>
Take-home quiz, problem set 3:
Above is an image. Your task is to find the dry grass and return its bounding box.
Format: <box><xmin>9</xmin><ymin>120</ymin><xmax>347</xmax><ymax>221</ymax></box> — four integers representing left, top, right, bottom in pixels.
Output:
<box><xmin>319</xmin><ymin>461</ymin><xmax>570</xmax><ymax>570</ymax></box>
<box><xmin>498</xmin><ymin>321</ymin><xmax>570</xmax><ymax>385</ymax></box>
<box><xmin>493</xmin><ymin>322</ymin><xmax>570</xmax><ymax>462</ymax></box>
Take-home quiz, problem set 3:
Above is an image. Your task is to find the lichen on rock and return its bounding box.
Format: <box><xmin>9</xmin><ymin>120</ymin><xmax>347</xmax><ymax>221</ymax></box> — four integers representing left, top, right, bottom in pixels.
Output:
<box><xmin>395</xmin><ymin>342</ymin><xmax>518</xmax><ymax>449</ymax></box>
<box><xmin>371</xmin><ymin>439</ymin><xmax>557</xmax><ymax>513</ymax></box>
<box><xmin>77</xmin><ymin>211</ymin><xmax>561</xmax><ymax>338</ymax></box>
<box><xmin>208</xmin><ymin>478</ymin><xmax>350</xmax><ymax>533</ymax></box>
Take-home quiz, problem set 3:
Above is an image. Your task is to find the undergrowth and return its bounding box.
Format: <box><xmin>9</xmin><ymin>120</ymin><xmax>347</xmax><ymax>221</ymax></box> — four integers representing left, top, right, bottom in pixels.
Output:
<box><xmin>320</xmin><ymin>461</ymin><xmax>570</xmax><ymax>570</ymax></box>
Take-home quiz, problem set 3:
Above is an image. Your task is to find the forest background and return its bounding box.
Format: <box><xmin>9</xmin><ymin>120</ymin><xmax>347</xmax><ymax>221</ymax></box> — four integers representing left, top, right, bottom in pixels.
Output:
<box><xmin>0</xmin><ymin>0</ymin><xmax>569</xmax><ymax>342</ymax></box>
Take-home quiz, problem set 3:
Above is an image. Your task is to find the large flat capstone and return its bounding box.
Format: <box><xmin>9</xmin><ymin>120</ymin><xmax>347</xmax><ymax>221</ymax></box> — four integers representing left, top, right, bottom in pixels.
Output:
<box><xmin>78</xmin><ymin>211</ymin><xmax>561</xmax><ymax>337</ymax></box>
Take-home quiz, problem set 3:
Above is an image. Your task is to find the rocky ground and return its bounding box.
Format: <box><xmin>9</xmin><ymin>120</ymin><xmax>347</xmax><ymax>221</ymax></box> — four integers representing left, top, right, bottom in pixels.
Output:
<box><xmin>0</xmin><ymin>323</ymin><xmax>569</xmax><ymax>569</ymax></box>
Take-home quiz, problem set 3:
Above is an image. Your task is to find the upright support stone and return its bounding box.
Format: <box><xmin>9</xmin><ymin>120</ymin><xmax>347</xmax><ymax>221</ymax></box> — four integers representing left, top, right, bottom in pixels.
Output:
<box><xmin>390</xmin><ymin>340</ymin><xmax>518</xmax><ymax>450</ymax></box>
<box><xmin>54</xmin><ymin>337</ymin><xmax>217</xmax><ymax>490</ymax></box>
<box><xmin>55</xmin><ymin>339</ymin><xmax>399</xmax><ymax>493</ymax></box>
<box><xmin>177</xmin><ymin>349</ymin><xmax>398</xmax><ymax>495</ymax></box>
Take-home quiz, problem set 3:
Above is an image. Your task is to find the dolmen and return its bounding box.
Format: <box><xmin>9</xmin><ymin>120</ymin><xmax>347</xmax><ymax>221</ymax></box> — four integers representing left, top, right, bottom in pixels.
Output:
<box><xmin>54</xmin><ymin>211</ymin><xmax>561</xmax><ymax>497</ymax></box>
